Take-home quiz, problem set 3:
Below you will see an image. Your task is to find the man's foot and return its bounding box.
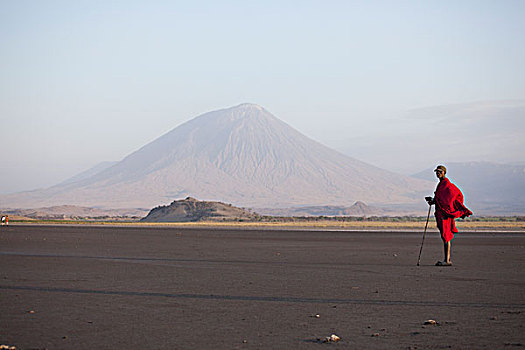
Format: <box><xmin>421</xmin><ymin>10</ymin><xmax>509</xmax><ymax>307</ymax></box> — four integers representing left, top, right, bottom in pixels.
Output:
<box><xmin>435</xmin><ymin>261</ymin><xmax>452</xmax><ymax>266</ymax></box>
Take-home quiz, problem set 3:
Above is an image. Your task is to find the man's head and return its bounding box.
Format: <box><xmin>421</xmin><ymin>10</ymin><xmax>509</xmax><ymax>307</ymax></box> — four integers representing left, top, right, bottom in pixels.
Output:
<box><xmin>434</xmin><ymin>165</ymin><xmax>447</xmax><ymax>180</ymax></box>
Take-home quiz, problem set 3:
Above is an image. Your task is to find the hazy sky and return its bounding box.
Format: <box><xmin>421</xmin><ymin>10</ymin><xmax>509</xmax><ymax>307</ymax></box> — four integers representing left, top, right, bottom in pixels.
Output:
<box><xmin>1</xmin><ymin>0</ymin><xmax>524</xmax><ymax>194</ymax></box>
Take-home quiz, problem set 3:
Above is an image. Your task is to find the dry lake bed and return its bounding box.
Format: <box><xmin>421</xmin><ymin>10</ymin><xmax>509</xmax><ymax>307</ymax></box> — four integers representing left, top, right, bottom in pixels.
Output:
<box><xmin>1</xmin><ymin>225</ymin><xmax>524</xmax><ymax>349</ymax></box>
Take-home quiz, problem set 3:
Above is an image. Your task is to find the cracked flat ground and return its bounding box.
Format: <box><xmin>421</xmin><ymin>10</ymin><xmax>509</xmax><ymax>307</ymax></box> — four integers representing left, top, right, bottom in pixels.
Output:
<box><xmin>1</xmin><ymin>225</ymin><xmax>524</xmax><ymax>349</ymax></box>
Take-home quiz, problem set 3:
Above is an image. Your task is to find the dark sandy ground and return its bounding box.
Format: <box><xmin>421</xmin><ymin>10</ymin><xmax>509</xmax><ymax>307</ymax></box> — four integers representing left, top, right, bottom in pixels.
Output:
<box><xmin>1</xmin><ymin>225</ymin><xmax>524</xmax><ymax>349</ymax></box>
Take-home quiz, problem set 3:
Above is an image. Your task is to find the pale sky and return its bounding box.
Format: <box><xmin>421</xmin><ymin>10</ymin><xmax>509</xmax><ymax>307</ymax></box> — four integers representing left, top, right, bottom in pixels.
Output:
<box><xmin>1</xmin><ymin>0</ymin><xmax>524</xmax><ymax>194</ymax></box>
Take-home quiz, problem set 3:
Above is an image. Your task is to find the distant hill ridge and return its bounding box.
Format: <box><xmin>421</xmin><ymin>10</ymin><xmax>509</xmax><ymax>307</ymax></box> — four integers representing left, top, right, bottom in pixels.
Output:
<box><xmin>3</xmin><ymin>205</ymin><xmax>147</xmax><ymax>219</ymax></box>
<box><xmin>256</xmin><ymin>201</ymin><xmax>383</xmax><ymax>217</ymax></box>
<box><xmin>141</xmin><ymin>197</ymin><xmax>256</xmax><ymax>222</ymax></box>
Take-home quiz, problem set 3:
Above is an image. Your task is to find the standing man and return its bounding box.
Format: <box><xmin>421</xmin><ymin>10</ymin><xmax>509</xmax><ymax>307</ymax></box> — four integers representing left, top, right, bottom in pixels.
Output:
<box><xmin>426</xmin><ymin>165</ymin><xmax>472</xmax><ymax>266</ymax></box>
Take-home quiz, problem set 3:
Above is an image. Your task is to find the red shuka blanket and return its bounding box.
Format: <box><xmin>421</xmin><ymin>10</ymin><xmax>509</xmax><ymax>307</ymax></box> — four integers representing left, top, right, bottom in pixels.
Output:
<box><xmin>434</xmin><ymin>178</ymin><xmax>473</xmax><ymax>243</ymax></box>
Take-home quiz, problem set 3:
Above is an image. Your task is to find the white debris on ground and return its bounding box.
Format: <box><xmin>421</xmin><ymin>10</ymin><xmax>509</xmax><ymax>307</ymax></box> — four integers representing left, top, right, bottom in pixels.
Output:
<box><xmin>0</xmin><ymin>345</ymin><xmax>16</xmax><ymax>350</ymax></box>
<box><xmin>321</xmin><ymin>334</ymin><xmax>341</xmax><ymax>343</ymax></box>
<box><xmin>424</xmin><ymin>319</ymin><xmax>439</xmax><ymax>325</ymax></box>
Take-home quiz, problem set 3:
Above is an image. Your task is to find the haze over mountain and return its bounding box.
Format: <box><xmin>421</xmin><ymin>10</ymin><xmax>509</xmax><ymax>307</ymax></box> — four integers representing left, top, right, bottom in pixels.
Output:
<box><xmin>339</xmin><ymin>100</ymin><xmax>525</xmax><ymax>175</ymax></box>
<box><xmin>0</xmin><ymin>104</ymin><xmax>431</xmax><ymax>210</ymax></box>
<box><xmin>412</xmin><ymin>161</ymin><xmax>525</xmax><ymax>215</ymax></box>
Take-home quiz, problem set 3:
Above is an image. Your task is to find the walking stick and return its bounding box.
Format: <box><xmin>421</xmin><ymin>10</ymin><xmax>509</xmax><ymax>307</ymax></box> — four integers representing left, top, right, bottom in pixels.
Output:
<box><xmin>417</xmin><ymin>204</ymin><xmax>432</xmax><ymax>266</ymax></box>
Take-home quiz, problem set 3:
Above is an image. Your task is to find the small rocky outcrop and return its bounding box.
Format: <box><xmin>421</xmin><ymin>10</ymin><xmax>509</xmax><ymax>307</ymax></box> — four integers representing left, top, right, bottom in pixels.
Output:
<box><xmin>141</xmin><ymin>197</ymin><xmax>257</xmax><ymax>222</ymax></box>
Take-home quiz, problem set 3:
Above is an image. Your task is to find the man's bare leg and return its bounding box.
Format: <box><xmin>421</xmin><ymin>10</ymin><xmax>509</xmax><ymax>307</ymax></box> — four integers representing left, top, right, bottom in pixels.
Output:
<box><xmin>444</xmin><ymin>241</ymin><xmax>451</xmax><ymax>264</ymax></box>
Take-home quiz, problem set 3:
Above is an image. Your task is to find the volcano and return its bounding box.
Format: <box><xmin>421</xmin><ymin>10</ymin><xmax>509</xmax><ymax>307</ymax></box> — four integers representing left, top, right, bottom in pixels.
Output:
<box><xmin>1</xmin><ymin>104</ymin><xmax>431</xmax><ymax>209</ymax></box>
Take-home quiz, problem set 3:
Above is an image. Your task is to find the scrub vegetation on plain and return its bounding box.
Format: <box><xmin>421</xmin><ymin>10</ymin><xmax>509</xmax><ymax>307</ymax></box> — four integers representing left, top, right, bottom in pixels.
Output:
<box><xmin>6</xmin><ymin>216</ymin><xmax>525</xmax><ymax>231</ymax></box>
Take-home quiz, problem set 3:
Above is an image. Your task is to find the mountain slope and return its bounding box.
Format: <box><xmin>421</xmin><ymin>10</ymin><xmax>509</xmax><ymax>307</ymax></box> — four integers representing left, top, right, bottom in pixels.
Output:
<box><xmin>1</xmin><ymin>104</ymin><xmax>431</xmax><ymax>209</ymax></box>
<box><xmin>58</xmin><ymin>161</ymin><xmax>118</xmax><ymax>186</ymax></box>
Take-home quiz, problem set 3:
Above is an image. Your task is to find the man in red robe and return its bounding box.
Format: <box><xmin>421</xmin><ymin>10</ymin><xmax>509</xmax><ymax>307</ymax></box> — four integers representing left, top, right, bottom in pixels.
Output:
<box><xmin>426</xmin><ymin>165</ymin><xmax>472</xmax><ymax>266</ymax></box>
